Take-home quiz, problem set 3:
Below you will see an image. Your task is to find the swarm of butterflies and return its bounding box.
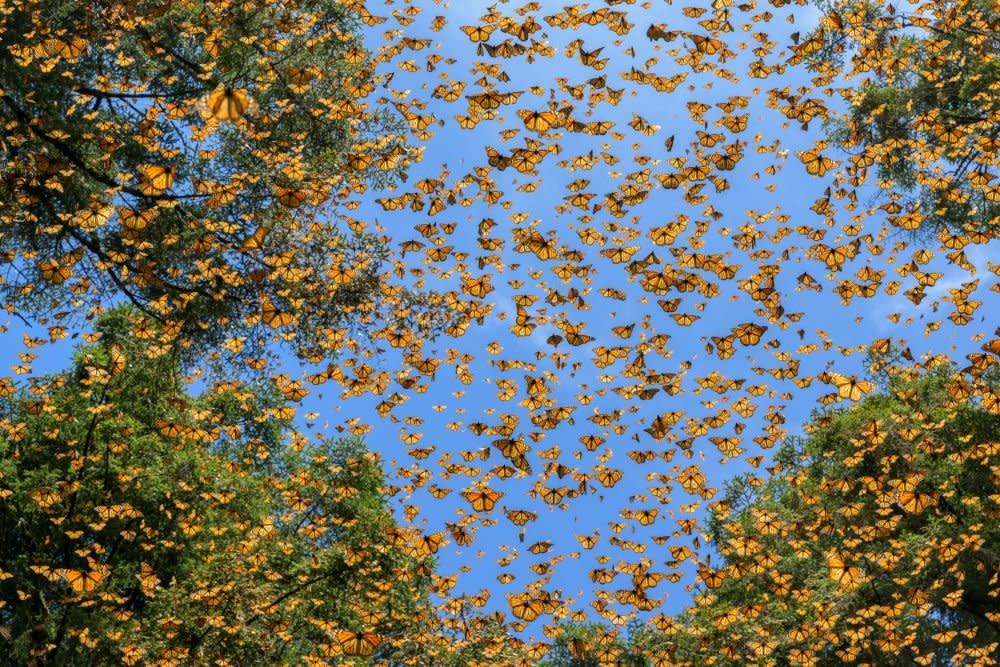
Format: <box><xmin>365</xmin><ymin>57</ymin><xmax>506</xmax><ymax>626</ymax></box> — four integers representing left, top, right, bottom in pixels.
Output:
<box><xmin>1</xmin><ymin>0</ymin><xmax>998</xmax><ymax>663</ymax></box>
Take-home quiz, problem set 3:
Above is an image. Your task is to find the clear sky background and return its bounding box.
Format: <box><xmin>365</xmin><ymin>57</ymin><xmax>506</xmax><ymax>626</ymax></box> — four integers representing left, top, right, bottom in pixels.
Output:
<box><xmin>3</xmin><ymin>0</ymin><xmax>997</xmax><ymax>641</ymax></box>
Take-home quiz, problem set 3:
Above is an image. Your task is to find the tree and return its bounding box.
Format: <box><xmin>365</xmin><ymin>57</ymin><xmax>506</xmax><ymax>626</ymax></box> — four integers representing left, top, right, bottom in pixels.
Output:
<box><xmin>660</xmin><ymin>358</ymin><xmax>1000</xmax><ymax>665</ymax></box>
<box><xmin>803</xmin><ymin>0</ymin><xmax>1000</xmax><ymax>233</ymax></box>
<box><xmin>426</xmin><ymin>600</ymin><xmax>533</xmax><ymax>667</ymax></box>
<box><xmin>0</xmin><ymin>308</ymin><xmax>441</xmax><ymax>665</ymax></box>
<box><xmin>0</xmin><ymin>0</ymin><xmax>447</xmax><ymax>359</ymax></box>
<box><xmin>536</xmin><ymin>620</ymin><xmax>671</xmax><ymax>667</ymax></box>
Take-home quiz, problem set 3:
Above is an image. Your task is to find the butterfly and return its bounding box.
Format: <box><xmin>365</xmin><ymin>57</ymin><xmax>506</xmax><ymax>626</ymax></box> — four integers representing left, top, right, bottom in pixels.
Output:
<box><xmin>833</xmin><ymin>374</ymin><xmax>874</xmax><ymax>401</ymax></box>
<box><xmin>520</xmin><ymin>109</ymin><xmax>559</xmax><ymax>132</ymax></box>
<box><xmin>578</xmin><ymin>46</ymin><xmax>608</xmax><ymax>69</ymax></box>
<box><xmin>261</xmin><ymin>300</ymin><xmax>294</xmax><ymax>329</ymax></box>
<box><xmin>43</xmin><ymin>36</ymin><xmax>88</xmax><ymax>60</ymax></box>
<box><xmin>734</xmin><ymin>322</ymin><xmax>767</xmax><ymax>345</ymax></box>
<box><xmin>284</xmin><ymin>67</ymin><xmax>318</xmax><ymax>94</ymax></box>
<box><xmin>155</xmin><ymin>419</ymin><xmax>189</xmax><ymax>438</ymax></box>
<box><xmin>709</xmin><ymin>436</ymin><xmax>743</xmax><ymax>457</ymax></box>
<box><xmin>895</xmin><ymin>477</ymin><xmax>938</xmax><ymax>513</ymax></box>
<box><xmin>463</xmin><ymin>488</ymin><xmax>502</xmax><ymax>512</ymax></box>
<box><xmin>75</xmin><ymin>203</ymin><xmax>113</xmax><ymax>231</ymax></box>
<box><xmin>460</xmin><ymin>24</ymin><xmax>495</xmax><ymax>42</ymax></box>
<box><xmin>117</xmin><ymin>206</ymin><xmax>157</xmax><ymax>231</ymax></box>
<box><xmin>108</xmin><ymin>344</ymin><xmax>127</xmax><ymax>375</ymax></box>
<box><xmin>273</xmin><ymin>186</ymin><xmax>307</xmax><ymax>208</ymax></box>
<box><xmin>509</xmin><ymin>594</ymin><xmax>546</xmax><ymax>621</ymax></box>
<box><xmin>38</xmin><ymin>259</ymin><xmax>72</xmax><ymax>284</ymax></box>
<box><xmin>799</xmin><ymin>149</ymin><xmax>837</xmax><ymax>176</ymax></box>
<box><xmin>136</xmin><ymin>563</ymin><xmax>160</xmax><ymax>596</ymax></box>
<box><xmin>697</xmin><ymin>566</ymin><xmax>727</xmax><ymax>589</ymax></box>
<box><xmin>827</xmin><ymin>551</ymin><xmax>865</xmax><ymax>590</ymax></box>
<box><xmin>413</xmin><ymin>531</ymin><xmax>445</xmax><ymax>555</ymax></box>
<box><xmin>336</xmin><ymin>629</ymin><xmax>381</xmax><ymax>657</ymax></box>
<box><xmin>201</xmin><ymin>84</ymin><xmax>253</xmax><ymax>122</ymax></box>
<box><xmin>58</xmin><ymin>565</ymin><xmax>108</xmax><ymax>594</ymax></box>
<box><xmin>138</xmin><ymin>164</ymin><xmax>175</xmax><ymax>196</ymax></box>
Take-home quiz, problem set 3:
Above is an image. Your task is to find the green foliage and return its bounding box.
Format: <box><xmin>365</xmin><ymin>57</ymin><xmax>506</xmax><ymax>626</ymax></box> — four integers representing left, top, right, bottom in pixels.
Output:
<box><xmin>662</xmin><ymin>363</ymin><xmax>1000</xmax><ymax>665</ymax></box>
<box><xmin>810</xmin><ymin>0</ymin><xmax>1000</xmax><ymax>233</ymax></box>
<box><xmin>538</xmin><ymin>620</ymin><xmax>672</xmax><ymax>667</ymax></box>
<box><xmin>0</xmin><ymin>309</ymin><xmax>436</xmax><ymax>664</ymax></box>
<box><xmin>0</xmin><ymin>0</ymin><xmax>450</xmax><ymax>359</ymax></box>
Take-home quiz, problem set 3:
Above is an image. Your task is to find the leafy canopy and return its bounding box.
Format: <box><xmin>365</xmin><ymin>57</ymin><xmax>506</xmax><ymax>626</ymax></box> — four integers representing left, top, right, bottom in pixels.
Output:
<box><xmin>661</xmin><ymin>361</ymin><xmax>1000</xmax><ymax>665</ymax></box>
<box><xmin>0</xmin><ymin>308</ymin><xmax>440</xmax><ymax>665</ymax></box>
<box><xmin>0</xmin><ymin>0</ymin><xmax>445</xmax><ymax>360</ymax></box>
<box><xmin>810</xmin><ymin>0</ymin><xmax>1000</xmax><ymax>232</ymax></box>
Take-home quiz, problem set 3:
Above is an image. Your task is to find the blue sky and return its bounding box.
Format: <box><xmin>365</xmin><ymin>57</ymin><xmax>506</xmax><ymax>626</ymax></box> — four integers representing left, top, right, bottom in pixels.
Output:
<box><xmin>4</xmin><ymin>0</ymin><xmax>998</xmax><ymax>642</ymax></box>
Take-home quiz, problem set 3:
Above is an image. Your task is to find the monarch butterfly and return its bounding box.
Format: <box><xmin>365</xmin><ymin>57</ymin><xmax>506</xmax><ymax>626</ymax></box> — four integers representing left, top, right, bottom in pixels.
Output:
<box><xmin>691</xmin><ymin>34</ymin><xmax>723</xmax><ymax>55</ymax></box>
<box><xmin>734</xmin><ymin>322</ymin><xmax>767</xmax><ymax>345</ymax></box>
<box><xmin>895</xmin><ymin>476</ymin><xmax>938</xmax><ymax>513</ymax></box>
<box><xmin>454</xmin><ymin>114</ymin><xmax>480</xmax><ymax>129</ymax></box>
<box><xmin>345</xmin><ymin>152</ymin><xmax>373</xmax><ymax>172</ymax></box>
<box><xmin>108</xmin><ymin>344</ymin><xmax>127</xmax><ymax>375</ymax></box>
<box><xmin>59</xmin><ymin>566</ymin><xmax>107</xmax><ymax>594</ymax></box>
<box><xmin>677</xmin><ymin>468</ymin><xmax>706</xmax><ymax>493</ymax></box>
<box><xmin>281</xmin><ymin>383</ymin><xmax>309</xmax><ymax>402</ymax></box>
<box><xmin>43</xmin><ymin>36</ymin><xmax>88</xmax><ymax>60</ymax></box>
<box><xmin>586</xmin><ymin>120</ymin><xmax>613</xmax><ymax>135</ymax></box>
<box><xmin>336</xmin><ymin>630</ymin><xmax>381</xmax><ymax>657</ymax></box>
<box><xmin>460</xmin><ymin>24</ymin><xmax>494</xmax><ymax>42</ymax></box>
<box><xmin>633</xmin><ymin>509</ymin><xmax>658</xmax><ymax>525</ymax></box>
<box><xmin>523</xmin><ymin>234</ymin><xmax>558</xmax><ymax>260</ymax></box>
<box><xmin>567</xmin><ymin>637</ymin><xmax>591</xmax><ymax>659</ymax></box>
<box><xmin>414</xmin><ymin>531</ymin><xmax>445</xmax><ymax>555</ymax></box>
<box><xmin>596</xmin><ymin>467</ymin><xmax>622</xmax><ymax>488</ymax></box>
<box><xmin>799</xmin><ymin>149</ymin><xmax>836</xmax><ymax>176</ymax></box>
<box><xmin>463</xmin><ymin>488</ymin><xmax>502</xmax><ymax>512</ymax></box>
<box><xmin>274</xmin><ymin>186</ymin><xmax>307</xmax><ymax>208</ymax></box>
<box><xmin>834</xmin><ymin>374</ymin><xmax>873</xmax><ymax>401</ymax></box>
<box><xmin>384</xmin><ymin>329</ymin><xmax>413</xmax><ymax>349</ymax></box>
<box><xmin>897</xmin><ymin>486</ymin><xmax>936</xmax><ymax>513</ymax></box>
<box><xmin>118</xmin><ymin>206</ymin><xmax>157</xmax><ymax>230</ymax></box>
<box><xmin>76</xmin><ymin>204</ymin><xmax>113</xmax><ymax>231</ymax></box>
<box><xmin>578</xmin><ymin>46</ymin><xmax>607</xmax><ymax>68</ymax></box>
<box><xmin>38</xmin><ymin>259</ymin><xmax>72</xmax><ymax>284</ymax></box>
<box><xmin>283</xmin><ymin>67</ymin><xmax>318</xmax><ymax>94</ymax></box>
<box><xmin>520</xmin><ymin>109</ymin><xmax>559</xmax><ymax>132</ymax></box>
<box><xmin>710</xmin><ymin>436</ymin><xmax>743</xmax><ymax>457</ymax></box>
<box><xmin>484</xmin><ymin>146</ymin><xmax>510</xmax><ymax>170</ymax></box>
<box><xmin>446</xmin><ymin>522</ymin><xmax>473</xmax><ymax>545</ymax></box>
<box><xmin>504</xmin><ymin>508</ymin><xmax>536</xmax><ymax>526</ymax></box>
<box><xmin>261</xmin><ymin>300</ymin><xmax>294</xmax><ymax>329</ymax></box>
<box><xmin>932</xmin><ymin>123</ymin><xmax>965</xmax><ymax>143</ymax></box>
<box><xmin>538</xmin><ymin>485</ymin><xmax>568</xmax><ymax>505</ymax></box>
<box><xmin>698</xmin><ymin>566</ymin><xmax>727</xmax><ymax>589</ymax></box>
<box><xmin>509</xmin><ymin>595</ymin><xmax>545</xmax><ymax>621</ymax></box>
<box><xmin>511</xmin><ymin>150</ymin><xmax>542</xmax><ymax>174</ymax></box>
<box><xmin>565</xmin><ymin>330</ymin><xmax>595</xmax><ymax>346</ymax></box>
<box><xmin>827</xmin><ymin>551</ymin><xmax>865</xmax><ymax>590</ymax></box>
<box><xmin>684</xmin><ymin>164</ymin><xmax>710</xmax><ymax>181</ymax></box>
<box><xmin>600</xmin><ymin>246</ymin><xmax>639</xmax><ymax>264</ymax></box>
<box><xmin>239</xmin><ymin>226</ymin><xmax>269</xmax><ymax>252</ymax></box>
<box><xmin>201</xmin><ymin>84</ymin><xmax>253</xmax><ymax>122</ymax></box>
<box><xmin>136</xmin><ymin>562</ymin><xmax>160</xmax><ymax>596</ymax></box>
<box><xmin>462</xmin><ymin>275</ymin><xmax>493</xmax><ymax>298</ymax></box>
<box><xmin>155</xmin><ymin>420</ymin><xmax>188</xmax><ymax>438</ymax></box>
<box><xmin>31</xmin><ymin>488</ymin><xmax>62</xmax><ymax>509</ymax></box>
<box><xmin>714</xmin><ymin>152</ymin><xmax>740</xmax><ymax>171</ymax></box>
<box><xmin>671</xmin><ymin>312</ymin><xmax>699</xmax><ymax>326</ymax></box>
<box><xmin>139</xmin><ymin>164</ymin><xmax>175</xmax><ymax>196</ymax></box>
